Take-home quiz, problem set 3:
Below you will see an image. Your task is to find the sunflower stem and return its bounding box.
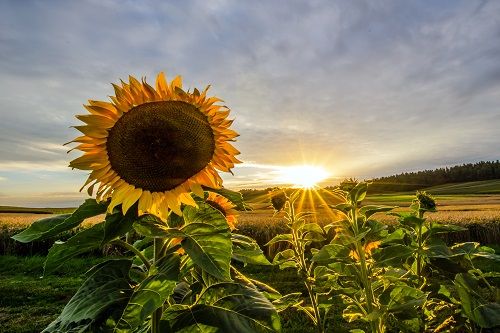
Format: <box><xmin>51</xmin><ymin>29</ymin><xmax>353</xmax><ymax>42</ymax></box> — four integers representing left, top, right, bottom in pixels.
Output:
<box><xmin>111</xmin><ymin>239</ymin><xmax>150</xmax><ymax>270</ymax></box>
<box><xmin>151</xmin><ymin>238</ymin><xmax>164</xmax><ymax>333</ymax></box>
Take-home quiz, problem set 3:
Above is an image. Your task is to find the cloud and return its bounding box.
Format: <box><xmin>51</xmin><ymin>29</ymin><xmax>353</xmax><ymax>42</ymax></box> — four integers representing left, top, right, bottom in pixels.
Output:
<box><xmin>0</xmin><ymin>160</ymin><xmax>68</xmax><ymax>172</ymax></box>
<box><xmin>0</xmin><ymin>0</ymin><xmax>499</xmax><ymax>205</ymax></box>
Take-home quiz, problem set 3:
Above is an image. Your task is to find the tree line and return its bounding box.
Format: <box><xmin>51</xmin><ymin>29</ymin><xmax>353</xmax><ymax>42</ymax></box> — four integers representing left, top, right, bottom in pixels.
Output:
<box><xmin>367</xmin><ymin>160</ymin><xmax>500</xmax><ymax>193</ymax></box>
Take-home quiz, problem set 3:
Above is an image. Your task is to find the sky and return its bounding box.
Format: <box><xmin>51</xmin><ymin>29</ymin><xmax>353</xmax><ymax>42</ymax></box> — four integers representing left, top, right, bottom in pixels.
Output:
<box><xmin>0</xmin><ymin>0</ymin><xmax>499</xmax><ymax>207</ymax></box>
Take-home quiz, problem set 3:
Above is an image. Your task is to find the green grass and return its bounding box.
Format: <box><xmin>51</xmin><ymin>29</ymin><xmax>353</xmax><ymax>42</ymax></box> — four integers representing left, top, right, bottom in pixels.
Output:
<box><xmin>424</xmin><ymin>179</ymin><xmax>500</xmax><ymax>195</ymax></box>
<box><xmin>0</xmin><ymin>256</ymin><xmax>105</xmax><ymax>333</ymax></box>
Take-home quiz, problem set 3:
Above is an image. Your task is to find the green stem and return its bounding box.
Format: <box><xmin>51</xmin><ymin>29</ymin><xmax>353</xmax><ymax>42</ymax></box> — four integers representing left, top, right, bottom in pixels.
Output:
<box><xmin>111</xmin><ymin>239</ymin><xmax>151</xmax><ymax>270</ymax></box>
<box><xmin>416</xmin><ymin>210</ymin><xmax>424</xmax><ymax>286</ymax></box>
<box><xmin>288</xmin><ymin>198</ymin><xmax>323</xmax><ymax>333</ymax></box>
<box><xmin>151</xmin><ymin>238</ymin><xmax>164</xmax><ymax>333</ymax></box>
<box><xmin>470</xmin><ymin>259</ymin><xmax>495</xmax><ymax>293</ymax></box>
<box><xmin>352</xmin><ymin>205</ymin><xmax>379</xmax><ymax>333</ymax></box>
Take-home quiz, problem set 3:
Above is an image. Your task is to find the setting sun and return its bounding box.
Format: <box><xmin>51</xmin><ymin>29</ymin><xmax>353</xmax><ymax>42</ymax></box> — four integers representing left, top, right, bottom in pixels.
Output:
<box><xmin>277</xmin><ymin>165</ymin><xmax>330</xmax><ymax>188</ymax></box>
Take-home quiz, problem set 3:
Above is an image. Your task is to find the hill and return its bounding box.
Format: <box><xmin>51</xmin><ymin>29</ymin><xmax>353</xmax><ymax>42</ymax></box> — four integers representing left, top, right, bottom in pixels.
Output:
<box><xmin>368</xmin><ymin>160</ymin><xmax>500</xmax><ymax>193</ymax></box>
<box><xmin>424</xmin><ymin>179</ymin><xmax>500</xmax><ymax>195</ymax></box>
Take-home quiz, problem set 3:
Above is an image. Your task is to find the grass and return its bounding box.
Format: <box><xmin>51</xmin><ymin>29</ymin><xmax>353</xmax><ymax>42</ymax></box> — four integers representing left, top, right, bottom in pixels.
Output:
<box><xmin>425</xmin><ymin>179</ymin><xmax>500</xmax><ymax>195</ymax></box>
<box><xmin>0</xmin><ymin>255</ymin><xmax>358</xmax><ymax>333</ymax></box>
<box><xmin>0</xmin><ymin>255</ymin><xmax>105</xmax><ymax>333</ymax></box>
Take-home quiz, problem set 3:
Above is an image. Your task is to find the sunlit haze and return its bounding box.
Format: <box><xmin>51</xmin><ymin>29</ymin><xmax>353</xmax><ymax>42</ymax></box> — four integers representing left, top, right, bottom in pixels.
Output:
<box><xmin>277</xmin><ymin>165</ymin><xmax>330</xmax><ymax>189</ymax></box>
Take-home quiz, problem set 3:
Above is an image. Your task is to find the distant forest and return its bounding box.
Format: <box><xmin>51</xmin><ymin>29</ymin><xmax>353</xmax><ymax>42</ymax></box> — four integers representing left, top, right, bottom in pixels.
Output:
<box><xmin>368</xmin><ymin>160</ymin><xmax>500</xmax><ymax>193</ymax></box>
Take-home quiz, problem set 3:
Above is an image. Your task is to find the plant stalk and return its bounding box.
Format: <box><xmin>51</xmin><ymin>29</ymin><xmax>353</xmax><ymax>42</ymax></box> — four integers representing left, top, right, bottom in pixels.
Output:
<box><xmin>352</xmin><ymin>205</ymin><xmax>379</xmax><ymax>333</ymax></box>
<box><xmin>111</xmin><ymin>239</ymin><xmax>151</xmax><ymax>270</ymax></box>
<box><xmin>416</xmin><ymin>210</ymin><xmax>424</xmax><ymax>286</ymax></box>
<box><xmin>289</xmin><ymin>198</ymin><xmax>324</xmax><ymax>333</ymax></box>
<box><xmin>151</xmin><ymin>238</ymin><xmax>164</xmax><ymax>333</ymax></box>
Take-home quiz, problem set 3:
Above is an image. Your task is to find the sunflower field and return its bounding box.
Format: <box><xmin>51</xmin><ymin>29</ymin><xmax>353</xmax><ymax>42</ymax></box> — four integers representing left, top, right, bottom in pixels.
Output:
<box><xmin>9</xmin><ymin>73</ymin><xmax>500</xmax><ymax>333</ymax></box>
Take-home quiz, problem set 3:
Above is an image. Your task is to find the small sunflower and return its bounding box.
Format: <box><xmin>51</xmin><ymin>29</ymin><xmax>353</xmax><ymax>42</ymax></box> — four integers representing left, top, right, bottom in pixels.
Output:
<box><xmin>349</xmin><ymin>241</ymin><xmax>381</xmax><ymax>261</ymax></box>
<box><xmin>205</xmin><ymin>192</ymin><xmax>238</xmax><ymax>230</ymax></box>
<box><xmin>68</xmin><ymin>72</ymin><xmax>240</xmax><ymax>219</ymax></box>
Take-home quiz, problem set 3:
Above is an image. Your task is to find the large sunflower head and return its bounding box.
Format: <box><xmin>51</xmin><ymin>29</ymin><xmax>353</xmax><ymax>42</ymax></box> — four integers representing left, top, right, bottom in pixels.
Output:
<box><xmin>205</xmin><ymin>192</ymin><xmax>238</xmax><ymax>230</ymax></box>
<box><xmin>68</xmin><ymin>72</ymin><xmax>241</xmax><ymax>219</ymax></box>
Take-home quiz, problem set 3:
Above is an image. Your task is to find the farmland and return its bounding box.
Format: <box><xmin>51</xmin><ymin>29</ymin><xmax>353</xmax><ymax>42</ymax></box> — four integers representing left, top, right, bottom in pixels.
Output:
<box><xmin>0</xmin><ymin>187</ymin><xmax>499</xmax><ymax>332</ymax></box>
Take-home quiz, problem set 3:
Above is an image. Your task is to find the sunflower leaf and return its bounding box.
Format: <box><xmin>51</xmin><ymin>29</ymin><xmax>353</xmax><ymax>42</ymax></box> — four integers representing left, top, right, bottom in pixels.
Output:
<box><xmin>44</xmin><ymin>211</ymin><xmax>135</xmax><ymax>274</ymax></box>
<box><xmin>163</xmin><ymin>282</ymin><xmax>281</xmax><ymax>332</ymax></box>
<box><xmin>182</xmin><ymin>203</ymin><xmax>232</xmax><ymax>281</ymax></box>
<box><xmin>42</xmin><ymin>259</ymin><xmax>133</xmax><ymax>333</ymax></box>
<box><xmin>114</xmin><ymin>254</ymin><xmax>180</xmax><ymax>332</ymax></box>
<box><xmin>232</xmin><ymin>233</ymin><xmax>271</xmax><ymax>266</ymax></box>
<box><xmin>12</xmin><ymin>199</ymin><xmax>107</xmax><ymax>243</ymax></box>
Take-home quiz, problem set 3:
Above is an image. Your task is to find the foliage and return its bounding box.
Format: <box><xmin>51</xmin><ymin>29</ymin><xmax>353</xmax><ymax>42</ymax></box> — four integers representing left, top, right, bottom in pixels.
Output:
<box><xmin>9</xmin><ymin>183</ymin><xmax>500</xmax><ymax>332</ymax></box>
<box><xmin>13</xmin><ymin>189</ymin><xmax>280</xmax><ymax>333</ymax></box>
<box><xmin>267</xmin><ymin>191</ymin><xmax>330</xmax><ymax>332</ymax></box>
<box><xmin>268</xmin><ymin>182</ymin><xmax>500</xmax><ymax>333</ymax></box>
<box><xmin>368</xmin><ymin>160</ymin><xmax>500</xmax><ymax>193</ymax></box>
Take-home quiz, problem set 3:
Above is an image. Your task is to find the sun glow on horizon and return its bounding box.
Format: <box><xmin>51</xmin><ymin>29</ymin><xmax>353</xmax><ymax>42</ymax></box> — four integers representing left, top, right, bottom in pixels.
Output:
<box><xmin>277</xmin><ymin>165</ymin><xmax>330</xmax><ymax>188</ymax></box>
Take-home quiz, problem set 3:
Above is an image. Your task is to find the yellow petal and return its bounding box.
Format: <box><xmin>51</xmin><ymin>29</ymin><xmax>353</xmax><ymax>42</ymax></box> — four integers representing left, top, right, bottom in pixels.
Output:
<box><xmin>138</xmin><ymin>191</ymin><xmax>152</xmax><ymax>214</ymax></box>
<box><xmin>190</xmin><ymin>183</ymin><xmax>204</xmax><ymax>198</ymax></box>
<box><xmin>122</xmin><ymin>187</ymin><xmax>142</xmax><ymax>215</ymax></box>
<box><xmin>179</xmin><ymin>193</ymin><xmax>197</xmax><ymax>207</ymax></box>
<box><xmin>108</xmin><ymin>185</ymin><xmax>131</xmax><ymax>213</ymax></box>
<box><xmin>170</xmin><ymin>75</ymin><xmax>182</xmax><ymax>90</ymax></box>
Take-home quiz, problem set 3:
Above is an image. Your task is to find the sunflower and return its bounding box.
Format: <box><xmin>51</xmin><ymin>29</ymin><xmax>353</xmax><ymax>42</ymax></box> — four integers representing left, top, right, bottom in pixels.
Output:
<box><xmin>349</xmin><ymin>241</ymin><xmax>381</xmax><ymax>261</ymax></box>
<box><xmin>205</xmin><ymin>192</ymin><xmax>238</xmax><ymax>230</ymax></box>
<box><xmin>68</xmin><ymin>72</ymin><xmax>240</xmax><ymax>219</ymax></box>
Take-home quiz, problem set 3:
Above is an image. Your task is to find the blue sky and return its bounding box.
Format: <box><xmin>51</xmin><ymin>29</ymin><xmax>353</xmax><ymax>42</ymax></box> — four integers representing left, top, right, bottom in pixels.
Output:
<box><xmin>0</xmin><ymin>0</ymin><xmax>499</xmax><ymax>206</ymax></box>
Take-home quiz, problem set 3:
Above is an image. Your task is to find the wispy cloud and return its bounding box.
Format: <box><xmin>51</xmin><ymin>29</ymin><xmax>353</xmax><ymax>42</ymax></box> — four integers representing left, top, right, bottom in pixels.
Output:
<box><xmin>0</xmin><ymin>0</ymin><xmax>499</xmax><ymax>206</ymax></box>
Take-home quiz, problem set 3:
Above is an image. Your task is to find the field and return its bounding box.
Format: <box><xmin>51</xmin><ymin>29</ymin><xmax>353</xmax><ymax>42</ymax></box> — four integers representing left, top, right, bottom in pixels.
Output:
<box><xmin>2</xmin><ymin>193</ymin><xmax>500</xmax><ymax>255</ymax></box>
<box><xmin>0</xmin><ymin>189</ymin><xmax>499</xmax><ymax>332</ymax></box>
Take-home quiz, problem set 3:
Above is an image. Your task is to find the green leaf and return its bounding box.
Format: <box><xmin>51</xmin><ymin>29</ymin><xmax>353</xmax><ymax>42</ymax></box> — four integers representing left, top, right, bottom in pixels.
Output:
<box><xmin>182</xmin><ymin>203</ymin><xmax>232</xmax><ymax>281</ymax></box>
<box><xmin>399</xmin><ymin>215</ymin><xmax>425</xmax><ymax>228</ymax></box>
<box><xmin>265</xmin><ymin>234</ymin><xmax>293</xmax><ymax>246</ymax></box>
<box><xmin>372</xmin><ymin>244</ymin><xmax>414</xmax><ymax>266</ymax></box>
<box><xmin>232</xmin><ymin>233</ymin><xmax>271</xmax><ymax>266</ymax></box>
<box><xmin>134</xmin><ymin>206</ymin><xmax>233</xmax><ymax>280</ymax></box>
<box><xmin>428</xmin><ymin>223</ymin><xmax>467</xmax><ymax>234</ymax></box>
<box><xmin>12</xmin><ymin>199</ymin><xmax>107</xmax><ymax>243</ymax></box>
<box><xmin>163</xmin><ymin>282</ymin><xmax>281</xmax><ymax>332</ymax></box>
<box><xmin>329</xmin><ymin>203</ymin><xmax>352</xmax><ymax>214</ymax></box>
<box><xmin>451</xmin><ymin>242</ymin><xmax>480</xmax><ymax>256</ymax></box>
<box><xmin>382</xmin><ymin>228</ymin><xmax>407</xmax><ymax>244</ymax></box>
<box><xmin>299</xmin><ymin>223</ymin><xmax>324</xmax><ymax>234</ymax></box>
<box><xmin>44</xmin><ymin>223</ymin><xmax>105</xmax><ymax>274</ymax></box>
<box><xmin>247</xmin><ymin>278</ymin><xmax>281</xmax><ymax>300</ymax></box>
<box><xmin>343</xmin><ymin>304</ymin><xmax>364</xmax><ymax>323</ymax></box>
<box><xmin>115</xmin><ymin>254</ymin><xmax>180</xmax><ymax>332</ymax></box>
<box><xmin>454</xmin><ymin>273</ymin><xmax>500</xmax><ymax>328</ymax></box>
<box><xmin>359</xmin><ymin>205</ymin><xmax>394</xmax><ymax>219</ymax></box>
<box><xmin>272</xmin><ymin>249</ymin><xmax>295</xmax><ymax>264</ymax></box>
<box><xmin>272</xmin><ymin>293</ymin><xmax>303</xmax><ymax>312</ymax></box>
<box><xmin>133</xmin><ymin>214</ymin><xmax>176</xmax><ymax>238</ymax></box>
<box><xmin>44</xmin><ymin>212</ymin><xmax>134</xmax><ymax>274</ymax></box>
<box><xmin>352</xmin><ymin>182</ymin><xmax>368</xmax><ymax>203</ymax></box>
<box><xmin>425</xmin><ymin>238</ymin><xmax>453</xmax><ymax>258</ymax></box>
<box><xmin>312</xmin><ymin>244</ymin><xmax>350</xmax><ymax>263</ymax></box>
<box><xmin>386</xmin><ymin>286</ymin><xmax>426</xmax><ymax>313</ymax></box>
<box><xmin>43</xmin><ymin>259</ymin><xmax>133</xmax><ymax>333</ymax></box>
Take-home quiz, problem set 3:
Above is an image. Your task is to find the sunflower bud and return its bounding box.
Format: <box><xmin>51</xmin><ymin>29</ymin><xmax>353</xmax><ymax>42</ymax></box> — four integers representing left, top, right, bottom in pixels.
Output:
<box><xmin>414</xmin><ymin>191</ymin><xmax>437</xmax><ymax>212</ymax></box>
<box><xmin>270</xmin><ymin>190</ymin><xmax>287</xmax><ymax>212</ymax></box>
